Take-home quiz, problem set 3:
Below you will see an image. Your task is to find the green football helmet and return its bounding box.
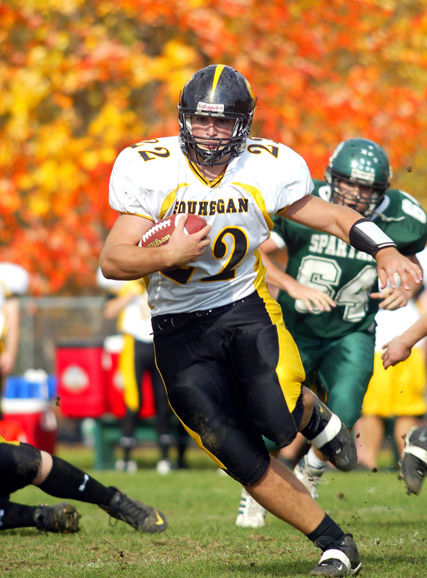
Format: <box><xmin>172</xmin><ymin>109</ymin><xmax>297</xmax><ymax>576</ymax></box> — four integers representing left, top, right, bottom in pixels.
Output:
<box><xmin>325</xmin><ymin>138</ymin><xmax>391</xmax><ymax>217</ymax></box>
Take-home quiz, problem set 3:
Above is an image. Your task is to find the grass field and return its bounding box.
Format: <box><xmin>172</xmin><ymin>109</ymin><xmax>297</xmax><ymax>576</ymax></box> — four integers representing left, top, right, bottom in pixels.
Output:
<box><xmin>2</xmin><ymin>444</ymin><xmax>426</xmax><ymax>578</ymax></box>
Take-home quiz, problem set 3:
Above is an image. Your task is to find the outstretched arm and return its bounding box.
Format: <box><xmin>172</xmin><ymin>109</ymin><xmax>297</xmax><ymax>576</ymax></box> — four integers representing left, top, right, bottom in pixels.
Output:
<box><xmin>281</xmin><ymin>195</ymin><xmax>422</xmax><ymax>291</ymax></box>
<box><xmin>381</xmin><ymin>313</ymin><xmax>427</xmax><ymax>368</ymax></box>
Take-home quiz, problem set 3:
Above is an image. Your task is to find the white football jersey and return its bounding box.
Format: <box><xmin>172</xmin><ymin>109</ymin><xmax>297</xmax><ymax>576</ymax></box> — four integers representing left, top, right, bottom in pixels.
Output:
<box><xmin>109</xmin><ymin>136</ymin><xmax>313</xmax><ymax>315</ymax></box>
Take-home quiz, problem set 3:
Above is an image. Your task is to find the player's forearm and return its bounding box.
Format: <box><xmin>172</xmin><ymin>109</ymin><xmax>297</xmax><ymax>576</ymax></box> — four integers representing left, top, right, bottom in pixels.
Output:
<box><xmin>100</xmin><ymin>244</ymin><xmax>174</xmax><ymax>280</ymax></box>
<box><xmin>260</xmin><ymin>249</ymin><xmax>291</xmax><ymax>291</ymax></box>
<box><xmin>397</xmin><ymin>314</ymin><xmax>427</xmax><ymax>350</ymax></box>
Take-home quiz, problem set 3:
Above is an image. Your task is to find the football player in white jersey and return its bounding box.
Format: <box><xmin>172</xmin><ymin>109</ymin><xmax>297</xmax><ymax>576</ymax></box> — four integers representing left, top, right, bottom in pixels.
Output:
<box><xmin>100</xmin><ymin>64</ymin><xmax>421</xmax><ymax>577</ymax></box>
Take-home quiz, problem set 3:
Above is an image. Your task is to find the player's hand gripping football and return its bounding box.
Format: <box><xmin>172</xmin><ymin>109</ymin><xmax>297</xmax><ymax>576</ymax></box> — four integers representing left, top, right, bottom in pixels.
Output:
<box><xmin>374</xmin><ymin>247</ymin><xmax>422</xmax><ymax>291</ymax></box>
<box><xmin>163</xmin><ymin>214</ymin><xmax>210</xmax><ymax>269</ymax></box>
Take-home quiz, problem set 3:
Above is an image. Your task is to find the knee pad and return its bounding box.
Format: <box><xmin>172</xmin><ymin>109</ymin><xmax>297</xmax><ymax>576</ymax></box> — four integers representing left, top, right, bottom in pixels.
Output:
<box><xmin>0</xmin><ymin>442</ymin><xmax>42</xmax><ymax>496</ymax></box>
<box><xmin>301</xmin><ymin>394</ymin><xmax>357</xmax><ymax>472</ymax></box>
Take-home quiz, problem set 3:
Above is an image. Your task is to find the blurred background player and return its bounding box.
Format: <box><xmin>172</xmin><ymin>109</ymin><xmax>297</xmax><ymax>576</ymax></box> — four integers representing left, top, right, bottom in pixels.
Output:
<box><xmin>236</xmin><ymin>138</ymin><xmax>427</xmax><ymax>526</ymax></box>
<box><xmin>0</xmin><ymin>263</ymin><xmax>29</xmax><ymax>418</ymax></box>
<box><xmin>379</xmin><ymin>320</ymin><xmax>427</xmax><ymax>495</ymax></box>
<box><xmin>98</xmin><ymin>270</ymin><xmax>189</xmax><ymax>473</ymax></box>
<box><xmin>0</xmin><ymin>433</ymin><xmax>167</xmax><ymax>533</ymax></box>
<box><xmin>355</xmin><ymin>247</ymin><xmax>427</xmax><ymax>471</ymax></box>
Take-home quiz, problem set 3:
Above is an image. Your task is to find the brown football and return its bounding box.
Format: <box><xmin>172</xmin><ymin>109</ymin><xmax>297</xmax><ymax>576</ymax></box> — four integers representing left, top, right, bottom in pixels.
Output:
<box><xmin>139</xmin><ymin>214</ymin><xmax>207</xmax><ymax>248</ymax></box>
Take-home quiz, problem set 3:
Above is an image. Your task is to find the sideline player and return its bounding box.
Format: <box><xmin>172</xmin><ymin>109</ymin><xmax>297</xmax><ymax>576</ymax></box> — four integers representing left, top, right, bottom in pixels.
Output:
<box><xmin>97</xmin><ymin>270</ymin><xmax>189</xmax><ymax>473</ymax></box>
<box><xmin>0</xmin><ymin>434</ymin><xmax>167</xmax><ymax>533</ymax></box>
<box><xmin>381</xmin><ymin>324</ymin><xmax>427</xmax><ymax>495</ymax></box>
<box><xmin>0</xmin><ymin>263</ymin><xmax>29</xmax><ymax>418</ymax></box>
<box><xmin>355</xmin><ymin>248</ymin><xmax>427</xmax><ymax>471</ymax></box>
<box><xmin>100</xmin><ymin>65</ymin><xmax>422</xmax><ymax>576</ymax></box>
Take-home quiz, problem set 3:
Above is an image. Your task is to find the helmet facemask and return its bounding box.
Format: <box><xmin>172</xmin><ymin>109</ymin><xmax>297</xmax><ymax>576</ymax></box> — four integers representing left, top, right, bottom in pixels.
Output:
<box><xmin>326</xmin><ymin>171</ymin><xmax>386</xmax><ymax>217</ymax></box>
<box><xmin>178</xmin><ymin>111</ymin><xmax>252</xmax><ymax>166</ymax></box>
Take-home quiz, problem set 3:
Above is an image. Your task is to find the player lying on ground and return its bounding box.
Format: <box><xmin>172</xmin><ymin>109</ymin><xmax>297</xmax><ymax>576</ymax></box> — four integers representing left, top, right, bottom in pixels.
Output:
<box><xmin>0</xmin><ymin>434</ymin><xmax>167</xmax><ymax>533</ymax></box>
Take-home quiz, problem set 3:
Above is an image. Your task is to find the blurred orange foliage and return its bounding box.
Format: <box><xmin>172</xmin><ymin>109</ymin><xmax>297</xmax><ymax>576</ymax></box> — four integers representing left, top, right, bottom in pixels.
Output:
<box><xmin>1</xmin><ymin>0</ymin><xmax>426</xmax><ymax>294</ymax></box>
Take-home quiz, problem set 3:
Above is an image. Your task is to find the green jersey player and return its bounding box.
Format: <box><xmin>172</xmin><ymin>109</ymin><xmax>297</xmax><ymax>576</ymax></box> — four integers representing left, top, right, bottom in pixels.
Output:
<box><xmin>269</xmin><ymin>138</ymin><xmax>427</xmax><ymax>499</ymax></box>
<box><xmin>236</xmin><ymin>138</ymin><xmax>427</xmax><ymax>524</ymax></box>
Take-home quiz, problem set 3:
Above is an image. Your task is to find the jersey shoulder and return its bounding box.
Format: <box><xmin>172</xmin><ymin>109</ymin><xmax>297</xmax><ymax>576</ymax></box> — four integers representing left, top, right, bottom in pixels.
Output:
<box><xmin>113</xmin><ymin>136</ymin><xmax>182</xmax><ymax>181</ymax></box>
<box><xmin>110</xmin><ymin>136</ymin><xmax>185</xmax><ymax>215</ymax></box>
<box><xmin>115</xmin><ymin>136</ymin><xmax>181</xmax><ymax>170</ymax></box>
<box><xmin>374</xmin><ymin>188</ymin><xmax>427</xmax><ymax>253</ymax></box>
<box><xmin>242</xmin><ymin>136</ymin><xmax>310</xmax><ymax>171</ymax></box>
<box><xmin>375</xmin><ymin>188</ymin><xmax>427</xmax><ymax>224</ymax></box>
<box><xmin>312</xmin><ymin>179</ymin><xmax>330</xmax><ymax>200</ymax></box>
<box><xmin>378</xmin><ymin>188</ymin><xmax>427</xmax><ymax>221</ymax></box>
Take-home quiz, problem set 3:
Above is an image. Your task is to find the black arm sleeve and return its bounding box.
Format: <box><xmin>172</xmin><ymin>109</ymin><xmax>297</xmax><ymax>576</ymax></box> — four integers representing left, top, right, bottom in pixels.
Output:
<box><xmin>349</xmin><ymin>218</ymin><xmax>396</xmax><ymax>257</ymax></box>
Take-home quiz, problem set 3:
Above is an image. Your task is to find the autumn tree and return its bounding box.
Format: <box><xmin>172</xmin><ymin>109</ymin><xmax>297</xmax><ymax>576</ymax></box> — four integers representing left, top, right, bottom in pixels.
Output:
<box><xmin>1</xmin><ymin>0</ymin><xmax>426</xmax><ymax>294</ymax></box>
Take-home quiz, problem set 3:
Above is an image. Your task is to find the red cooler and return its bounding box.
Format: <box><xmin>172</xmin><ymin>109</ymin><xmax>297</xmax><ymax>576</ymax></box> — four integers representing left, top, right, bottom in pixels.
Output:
<box><xmin>0</xmin><ymin>419</ymin><xmax>28</xmax><ymax>443</ymax></box>
<box><xmin>56</xmin><ymin>339</ymin><xmax>108</xmax><ymax>418</ymax></box>
<box><xmin>2</xmin><ymin>399</ymin><xmax>57</xmax><ymax>453</ymax></box>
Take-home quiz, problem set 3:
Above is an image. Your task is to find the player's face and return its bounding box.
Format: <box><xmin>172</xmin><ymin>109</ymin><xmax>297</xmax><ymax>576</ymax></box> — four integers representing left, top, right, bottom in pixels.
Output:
<box><xmin>333</xmin><ymin>180</ymin><xmax>374</xmax><ymax>215</ymax></box>
<box><xmin>191</xmin><ymin>116</ymin><xmax>236</xmax><ymax>155</ymax></box>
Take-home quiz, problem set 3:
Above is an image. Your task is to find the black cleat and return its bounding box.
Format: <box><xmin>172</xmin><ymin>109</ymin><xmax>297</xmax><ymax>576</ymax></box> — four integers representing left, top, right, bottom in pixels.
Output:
<box><xmin>319</xmin><ymin>421</ymin><xmax>358</xmax><ymax>472</ymax></box>
<box><xmin>100</xmin><ymin>487</ymin><xmax>168</xmax><ymax>533</ymax></box>
<box><xmin>303</xmin><ymin>395</ymin><xmax>357</xmax><ymax>472</ymax></box>
<box><xmin>310</xmin><ymin>533</ymin><xmax>361</xmax><ymax>576</ymax></box>
<box><xmin>34</xmin><ymin>502</ymin><xmax>81</xmax><ymax>534</ymax></box>
<box><xmin>399</xmin><ymin>426</ymin><xmax>427</xmax><ymax>495</ymax></box>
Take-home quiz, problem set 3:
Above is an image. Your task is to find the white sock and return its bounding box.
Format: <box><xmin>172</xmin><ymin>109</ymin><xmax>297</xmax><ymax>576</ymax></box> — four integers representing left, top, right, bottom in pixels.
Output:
<box><xmin>306</xmin><ymin>447</ymin><xmax>328</xmax><ymax>469</ymax></box>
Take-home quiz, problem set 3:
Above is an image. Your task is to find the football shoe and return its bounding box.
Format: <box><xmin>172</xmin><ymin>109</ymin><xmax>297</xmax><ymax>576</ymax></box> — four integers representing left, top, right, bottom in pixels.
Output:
<box><xmin>302</xmin><ymin>395</ymin><xmax>357</xmax><ymax>472</ymax></box>
<box><xmin>235</xmin><ymin>488</ymin><xmax>266</xmax><ymax>528</ymax></box>
<box><xmin>34</xmin><ymin>502</ymin><xmax>81</xmax><ymax>533</ymax></box>
<box><xmin>293</xmin><ymin>455</ymin><xmax>326</xmax><ymax>500</ymax></box>
<box><xmin>310</xmin><ymin>533</ymin><xmax>361</xmax><ymax>576</ymax></box>
<box><xmin>399</xmin><ymin>425</ymin><xmax>427</xmax><ymax>495</ymax></box>
<box><xmin>100</xmin><ymin>487</ymin><xmax>167</xmax><ymax>533</ymax></box>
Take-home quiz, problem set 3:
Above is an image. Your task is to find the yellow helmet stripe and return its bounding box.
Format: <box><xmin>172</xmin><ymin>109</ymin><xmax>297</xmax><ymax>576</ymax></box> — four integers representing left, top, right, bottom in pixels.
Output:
<box><xmin>210</xmin><ymin>64</ymin><xmax>226</xmax><ymax>103</ymax></box>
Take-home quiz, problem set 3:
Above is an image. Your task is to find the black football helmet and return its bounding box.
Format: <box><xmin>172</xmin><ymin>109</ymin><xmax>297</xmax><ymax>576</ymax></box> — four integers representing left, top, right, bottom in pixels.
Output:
<box><xmin>178</xmin><ymin>64</ymin><xmax>256</xmax><ymax>166</ymax></box>
<box><xmin>324</xmin><ymin>138</ymin><xmax>391</xmax><ymax>217</ymax></box>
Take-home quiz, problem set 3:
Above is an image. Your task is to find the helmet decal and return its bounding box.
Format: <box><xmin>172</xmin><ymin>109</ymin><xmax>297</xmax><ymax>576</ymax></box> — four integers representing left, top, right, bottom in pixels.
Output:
<box><xmin>350</xmin><ymin>167</ymin><xmax>375</xmax><ymax>183</ymax></box>
<box><xmin>196</xmin><ymin>102</ymin><xmax>225</xmax><ymax>114</ymax></box>
<box><xmin>210</xmin><ymin>64</ymin><xmax>226</xmax><ymax>102</ymax></box>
